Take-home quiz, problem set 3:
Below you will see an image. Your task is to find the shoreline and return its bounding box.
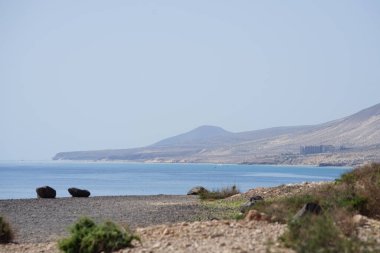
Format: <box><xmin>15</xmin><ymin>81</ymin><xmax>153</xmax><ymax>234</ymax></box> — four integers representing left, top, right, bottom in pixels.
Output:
<box><xmin>0</xmin><ymin>159</ymin><xmax>354</xmax><ymax>167</ymax></box>
<box><xmin>0</xmin><ymin>195</ymin><xmax>203</xmax><ymax>243</ymax></box>
<box><xmin>0</xmin><ymin>179</ymin><xmax>345</xmax><ymax>201</ymax></box>
<box><xmin>0</xmin><ymin>194</ymin><xmax>187</xmax><ymax>201</ymax></box>
<box><xmin>0</xmin><ymin>182</ymin><xmax>328</xmax><ymax>244</ymax></box>
<box><xmin>0</xmin><ymin>181</ymin><xmax>333</xmax><ymax>253</ymax></box>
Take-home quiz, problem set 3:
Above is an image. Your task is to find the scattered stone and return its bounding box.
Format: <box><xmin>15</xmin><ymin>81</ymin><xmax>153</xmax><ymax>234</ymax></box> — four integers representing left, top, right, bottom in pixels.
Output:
<box><xmin>229</xmin><ymin>181</ymin><xmax>328</xmax><ymax>201</ymax></box>
<box><xmin>187</xmin><ymin>186</ymin><xmax>208</xmax><ymax>195</ymax></box>
<box><xmin>352</xmin><ymin>214</ymin><xmax>365</xmax><ymax>226</ymax></box>
<box><xmin>68</xmin><ymin>188</ymin><xmax>91</xmax><ymax>198</ymax></box>
<box><xmin>245</xmin><ymin>210</ymin><xmax>262</xmax><ymax>221</ymax></box>
<box><xmin>270</xmin><ymin>216</ymin><xmax>278</xmax><ymax>222</ymax></box>
<box><xmin>152</xmin><ymin>242</ymin><xmax>161</xmax><ymax>249</ymax></box>
<box><xmin>250</xmin><ymin>196</ymin><xmax>264</xmax><ymax>202</ymax></box>
<box><xmin>355</xmin><ymin>216</ymin><xmax>380</xmax><ymax>246</ymax></box>
<box><xmin>293</xmin><ymin>202</ymin><xmax>322</xmax><ymax>219</ymax></box>
<box><xmin>36</xmin><ymin>186</ymin><xmax>56</xmax><ymax>199</ymax></box>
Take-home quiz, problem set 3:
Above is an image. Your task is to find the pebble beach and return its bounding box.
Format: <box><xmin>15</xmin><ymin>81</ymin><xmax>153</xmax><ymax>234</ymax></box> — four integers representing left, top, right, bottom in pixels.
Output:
<box><xmin>1</xmin><ymin>182</ymin><xmax>379</xmax><ymax>253</ymax></box>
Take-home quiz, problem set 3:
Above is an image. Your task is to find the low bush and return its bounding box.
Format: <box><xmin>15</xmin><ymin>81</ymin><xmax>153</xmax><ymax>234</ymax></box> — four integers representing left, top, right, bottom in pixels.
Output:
<box><xmin>245</xmin><ymin>163</ymin><xmax>380</xmax><ymax>252</ymax></box>
<box><xmin>281</xmin><ymin>213</ymin><xmax>367</xmax><ymax>253</ymax></box>
<box><xmin>58</xmin><ymin>217</ymin><xmax>140</xmax><ymax>253</ymax></box>
<box><xmin>0</xmin><ymin>216</ymin><xmax>13</xmax><ymax>244</ymax></box>
<box><xmin>338</xmin><ymin>163</ymin><xmax>380</xmax><ymax>218</ymax></box>
<box><xmin>250</xmin><ymin>163</ymin><xmax>380</xmax><ymax>220</ymax></box>
<box><xmin>199</xmin><ymin>185</ymin><xmax>240</xmax><ymax>200</ymax></box>
<box><xmin>252</xmin><ymin>194</ymin><xmax>317</xmax><ymax>223</ymax></box>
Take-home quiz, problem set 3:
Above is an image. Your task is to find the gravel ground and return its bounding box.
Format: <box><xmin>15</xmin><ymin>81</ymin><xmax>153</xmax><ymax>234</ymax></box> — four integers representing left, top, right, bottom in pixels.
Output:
<box><xmin>0</xmin><ymin>193</ymin><xmax>294</xmax><ymax>253</ymax></box>
<box><xmin>0</xmin><ymin>195</ymin><xmax>206</xmax><ymax>243</ymax></box>
<box><xmin>0</xmin><ymin>183</ymin><xmax>325</xmax><ymax>245</ymax></box>
<box><xmin>121</xmin><ymin>220</ymin><xmax>292</xmax><ymax>253</ymax></box>
<box><xmin>1</xmin><ymin>183</ymin><xmax>380</xmax><ymax>253</ymax></box>
<box><xmin>0</xmin><ymin>220</ymin><xmax>293</xmax><ymax>253</ymax></box>
<box><xmin>228</xmin><ymin>181</ymin><xmax>329</xmax><ymax>201</ymax></box>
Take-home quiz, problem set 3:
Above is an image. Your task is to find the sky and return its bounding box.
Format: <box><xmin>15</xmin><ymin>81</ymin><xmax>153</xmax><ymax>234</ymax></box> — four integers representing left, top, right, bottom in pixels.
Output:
<box><xmin>1</xmin><ymin>0</ymin><xmax>380</xmax><ymax>160</ymax></box>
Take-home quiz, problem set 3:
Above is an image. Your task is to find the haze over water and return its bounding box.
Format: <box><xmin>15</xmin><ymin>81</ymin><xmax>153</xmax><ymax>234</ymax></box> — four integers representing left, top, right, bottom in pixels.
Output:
<box><xmin>0</xmin><ymin>161</ymin><xmax>351</xmax><ymax>199</ymax></box>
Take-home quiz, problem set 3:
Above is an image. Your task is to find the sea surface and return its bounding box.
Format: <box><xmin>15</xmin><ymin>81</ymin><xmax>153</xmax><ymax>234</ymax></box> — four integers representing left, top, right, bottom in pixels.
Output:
<box><xmin>0</xmin><ymin>161</ymin><xmax>352</xmax><ymax>199</ymax></box>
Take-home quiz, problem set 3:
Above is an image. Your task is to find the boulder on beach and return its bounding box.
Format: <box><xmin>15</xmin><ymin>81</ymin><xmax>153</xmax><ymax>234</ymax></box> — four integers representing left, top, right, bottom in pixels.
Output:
<box><xmin>36</xmin><ymin>186</ymin><xmax>56</xmax><ymax>198</ymax></box>
<box><xmin>187</xmin><ymin>186</ymin><xmax>208</xmax><ymax>195</ymax></box>
<box><xmin>68</xmin><ymin>187</ymin><xmax>91</xmax><ymax>198</ymax></box>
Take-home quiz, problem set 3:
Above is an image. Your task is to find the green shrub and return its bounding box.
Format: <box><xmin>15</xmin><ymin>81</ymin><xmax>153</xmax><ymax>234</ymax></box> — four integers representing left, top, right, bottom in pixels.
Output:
<box><xmin>249</xmin><ymin>194</ymin><xmax>317</xmax><ymax>223</ymax></box>
<box><xmin>251</xmin><ymin>163</ymin><xmax>380</xmax><ymax>220</ymax></box>
<box><xmin>245</xmin><ymin>163</ymin><xmax>380</xmax><ymax>252</ymax></box>
<box><xmin>58</xmin><ymin>217</ymin><xmax>140</xmax><ymax>253</ymax></box>
<box><xmin>281</xmin><ymin>213</ymin><xmax>367</xmax><ymax>253</ymax></box>
<box><xmin>0</xmin><ymin>216</ymin><xmax>13</xmax><ymax>244</ymax></box>
<box><xmin>333</xmin><ymin>163</ymin><xmax>380</xmax><ymax>217</ymax></box>
<box><xmin>337</xmin><ymin>195</ymin><xmax>368</xmax><ymax>212</ymax></box>
<box><xmin>339</xmin><ymin>172</ymin><xmax>357</xmax><ymax>185</ymax></box>
<box><xmin>199</xmin><ymin>185</ymin><xmax>240</xmax><ymax>200</ymax></box>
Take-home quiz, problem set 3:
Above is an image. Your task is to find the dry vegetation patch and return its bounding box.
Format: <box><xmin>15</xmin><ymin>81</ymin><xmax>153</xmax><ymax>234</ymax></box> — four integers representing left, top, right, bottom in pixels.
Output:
<box><xmin>198</xmin><ymin>185</ymin><xmax>240</xmax><ymax>200</ymax></box>
<box><xmin>0</xmin><ymin>217</ymin><xmax>13</xmax><ymax>244</ymax></box>
<box><xmin>246</xmin><ymin>163</ymin><xmax>380</xmax><ymax>252</ymax></box>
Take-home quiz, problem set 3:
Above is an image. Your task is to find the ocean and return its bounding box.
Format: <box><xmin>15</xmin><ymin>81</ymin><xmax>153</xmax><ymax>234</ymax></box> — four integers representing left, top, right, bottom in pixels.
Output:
<box><xmin>0</xmin><ymin>161</ymin><xmax>351</xmax><ymax>199</ymax></box>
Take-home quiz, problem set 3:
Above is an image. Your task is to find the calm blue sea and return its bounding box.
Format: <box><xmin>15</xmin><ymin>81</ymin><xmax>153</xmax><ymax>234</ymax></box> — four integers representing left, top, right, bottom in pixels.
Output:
<box><xmin>0</xmin><ymin>161</ymin><xmax>351</xmax><ymax>199</ymax></box>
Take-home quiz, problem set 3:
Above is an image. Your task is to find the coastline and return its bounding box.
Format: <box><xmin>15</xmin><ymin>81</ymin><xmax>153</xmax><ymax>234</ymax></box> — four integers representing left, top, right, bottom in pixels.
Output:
<box><xmin>0</xmin><ymin>182</ymin><xmax>328</xmax><ymax>243</ymax></box>
<box><xmin>2</xmin><ymin>180</ymin><xmax>379</xmax><ymax>253</ymax></box>
<box><xmin>0</xmin><ymin>195</ymin><xmax>202</xmax><ymax>243</ymax></box>
<box><xmin>0</xmin><ymin>182</ymin><xmax>325</xmax><ymax>253</ymax></box>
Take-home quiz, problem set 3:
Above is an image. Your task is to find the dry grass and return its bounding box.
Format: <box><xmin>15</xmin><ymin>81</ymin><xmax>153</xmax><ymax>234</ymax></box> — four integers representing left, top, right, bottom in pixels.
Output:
<box><xmin>0</xmin><ymin>216</ymin><xmax>13</xmax><ymax>244</ymax></box>
<box><xmin>338</xmin><ymin>162</ymin><xmax>380</xmax><ymax>218</ymax></box>
<box><xmin>247</xmin><ymin>163</ymin><xmax>380</xmax><ymax>253</ymax></box>
<box><xmin>199</xmin><ymin>185</ymin><xmax>240</xmax><ymax>200</ymax></box>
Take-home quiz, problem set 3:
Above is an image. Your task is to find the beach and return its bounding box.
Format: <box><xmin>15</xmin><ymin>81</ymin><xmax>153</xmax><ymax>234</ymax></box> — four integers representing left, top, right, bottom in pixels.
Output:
<box><xmin>1</xmin><ymin>181</ymin><xmax>379</xmax><ymax>253</ymax></box>
<box><xmin>0</xmin><ymin>195</ymin><xmax>206</xmax><ymax>243</ymax></box>
<box><xmin>0</xmin><ymin>183</ymin><xmax>323</xmax><ymax>252</ymax></box>
<box><xmin>0</xmin><ymin>193</ymin><xmax>291</xmax><ymax>253</ymax></box>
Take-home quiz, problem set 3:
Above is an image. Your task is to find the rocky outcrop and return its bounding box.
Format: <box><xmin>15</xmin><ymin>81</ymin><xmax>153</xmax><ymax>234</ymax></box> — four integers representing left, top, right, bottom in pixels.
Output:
<box><xmin>68</xmin><ymin>188</ymin><xmax>90</xmax><ymax>198</ymax></box>
<box><xmin>187</xmin><ymin>186</ymin><xmax>207</xmax><ymax>195</ymax></box>
<box><xmin>240</xmin><ymin>195</ymin><xmax>264</xmax><ymax>213</ymax></box>
<box><xmin>36</xmin><ymin>186</ymin><xmax>56</xmax><ymax>199</ymax></box>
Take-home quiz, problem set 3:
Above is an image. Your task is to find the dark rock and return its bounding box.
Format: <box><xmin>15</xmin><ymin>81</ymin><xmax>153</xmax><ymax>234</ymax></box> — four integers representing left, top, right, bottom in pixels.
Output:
<box><xmin>293</xmin><ymin>202</ymin><xmax>322</xmax><ymax>219</ymax></box>
<box><xmin>187</xmin><ymin>186</ymin><xmax>208</xmax><ymax>195</ymax></box>
<box><xmin>240</xmin><ymin>195</ymin><xmax>264</xmax><ymax>213</ymax></box>
<box><xmin>68</xmin><ymin>188</ymin><xmax>91</xmax><ymax>197</ymax></box>
<box><xmin>36</xmin><ymin>186</ymin><xmax>56</xmax><ymax>198</ymax></box>
<box><xmin>249</xmin><ymin>195</ymin><xmax>264</xmax><ymax>202</ymax></box>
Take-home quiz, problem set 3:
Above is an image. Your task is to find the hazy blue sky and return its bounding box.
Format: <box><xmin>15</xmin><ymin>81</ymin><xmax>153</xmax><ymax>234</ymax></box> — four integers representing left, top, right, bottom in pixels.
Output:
<box><xmin>1</xmin><ymin>0</ymin><xmax>380</xmax><ymax>160</ymax></box>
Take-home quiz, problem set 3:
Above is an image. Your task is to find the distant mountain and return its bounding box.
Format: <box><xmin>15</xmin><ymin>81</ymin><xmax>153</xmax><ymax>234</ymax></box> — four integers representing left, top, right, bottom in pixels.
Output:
<box><xmin>152</xmin><ymin>125</ymin><xmax>234</xmax><ymax>147</ymax></box>
<box><xmin>53</xmin><ymin>103</ymin><xmax>380</xmax><ymax>165</ymax></box>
